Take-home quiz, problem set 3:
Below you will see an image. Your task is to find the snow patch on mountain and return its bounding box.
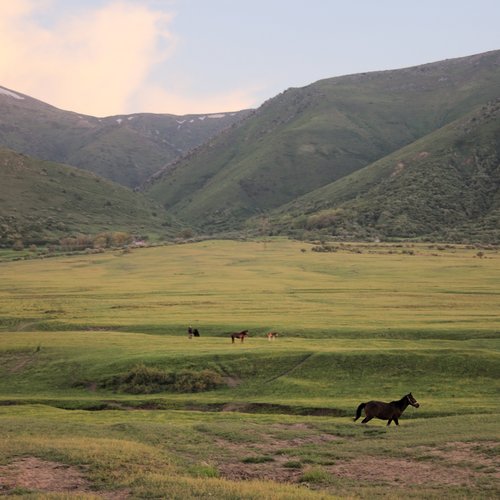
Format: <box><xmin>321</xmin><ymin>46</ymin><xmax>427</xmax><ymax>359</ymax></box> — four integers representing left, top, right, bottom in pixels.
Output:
<box><xmin>0</xmin><ymin>87</ymin><xmax>24</xmax><ymax>100</ymax></box>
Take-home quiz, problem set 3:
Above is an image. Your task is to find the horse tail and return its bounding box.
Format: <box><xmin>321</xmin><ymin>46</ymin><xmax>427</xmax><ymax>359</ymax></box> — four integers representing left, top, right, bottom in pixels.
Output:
<box><xmin>354</xmin><ymin>402</ymin><xmax>366</xmax><ymax>421</ymax></box>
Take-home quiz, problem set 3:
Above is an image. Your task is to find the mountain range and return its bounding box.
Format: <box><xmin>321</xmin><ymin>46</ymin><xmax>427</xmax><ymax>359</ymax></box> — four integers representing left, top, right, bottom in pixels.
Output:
<box><xmin>1</xmin><ymin>49</ymin><xmax>499</xmax><ymax>245</ymax></box>
<box><xmin>145</xmin><ymin>50</ymin><xmax>500</xmax><ymax>241</ymax></box>
<box><xmin>0</xmin><ymin>86</ymin><xmax>250</xmax><ymax>188</ymax></box>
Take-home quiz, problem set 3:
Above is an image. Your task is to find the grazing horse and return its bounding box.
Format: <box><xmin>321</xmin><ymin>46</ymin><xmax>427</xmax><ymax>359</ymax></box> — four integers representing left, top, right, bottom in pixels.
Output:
<box><xmin>231</xmin><ymin>330</ymin><xmax>248</xmax><ymax>343</ymax></box>
<box><xmin>267</xmin><ymin>331</ymin><xmax>278</xmax><ymax>341</ymax></box>
<box><xmin>354</xmin><ymin>393</ymin><xmax>420</xmax><ymax>426</ymax></box>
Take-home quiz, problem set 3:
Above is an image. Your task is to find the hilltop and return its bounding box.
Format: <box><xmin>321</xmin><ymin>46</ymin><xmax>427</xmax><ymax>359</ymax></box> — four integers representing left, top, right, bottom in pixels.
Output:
<box><xmin>0</xmin><ymin>86</ymin><xmax>250</xmax><ymax>188</ymax></box>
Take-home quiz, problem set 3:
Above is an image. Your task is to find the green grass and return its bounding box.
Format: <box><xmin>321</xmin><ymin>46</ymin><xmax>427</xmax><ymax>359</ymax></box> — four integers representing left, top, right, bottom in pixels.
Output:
<box><xmin>0</xmin><ymin>240</ymin><xmax>498</xmax><ymax>498</ymax></box>
<box><xmin>0</xmin><ymin>406</ymin><xmax>497</xmax><ymax>498</ymax></box>
<box><xmin>0</xmin><ymin>239</ymin><xmax>498</xmax><ymax>334</ymax></box>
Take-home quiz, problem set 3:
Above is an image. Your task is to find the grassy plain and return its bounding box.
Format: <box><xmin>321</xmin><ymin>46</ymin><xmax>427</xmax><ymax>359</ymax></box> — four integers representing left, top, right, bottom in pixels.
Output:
<box><xmin>0</xmin><ymin>239</ymin><xmax>498</xmax><ymax>498</ymax></box>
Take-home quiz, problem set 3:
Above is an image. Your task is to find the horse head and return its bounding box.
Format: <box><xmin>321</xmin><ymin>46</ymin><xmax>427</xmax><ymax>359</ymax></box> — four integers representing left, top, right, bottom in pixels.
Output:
<box><xmin>406</xmin><ymin>393</ymin><xmax>420</xmax><ymax>408</ymax></box>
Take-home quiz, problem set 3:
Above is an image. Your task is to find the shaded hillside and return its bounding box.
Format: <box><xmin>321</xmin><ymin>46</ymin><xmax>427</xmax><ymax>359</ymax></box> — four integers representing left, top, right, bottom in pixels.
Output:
<box><xmin>145</xmin><ymin>50</ymin><xmax>500</xmax><ymax>230</ymax></box>
<box><xmin>0</xmin><ymin>86</ymin><xmax>250</xmax><ymax>187</ymax></box>
<box><xmin>263</xmin><ymin>100</ymin><xmax>500</xmax><ymax>243</ymax></box>
<box><xmin>0</xmin><ymin>148</ymin><xmax>177</xmax><ymax>246</ymax></box>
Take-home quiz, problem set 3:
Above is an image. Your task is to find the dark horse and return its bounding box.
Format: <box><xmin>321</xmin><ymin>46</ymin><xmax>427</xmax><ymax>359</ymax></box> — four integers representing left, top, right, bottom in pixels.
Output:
<box><xmin>231</xmin><ymin>330</ymin><xmax>249</xmax><ymax>343</ymax></box>
<box><xmin>354</xmin><ymin>393</ymin><xmax>420</xmax><ymax>426</ymax></box>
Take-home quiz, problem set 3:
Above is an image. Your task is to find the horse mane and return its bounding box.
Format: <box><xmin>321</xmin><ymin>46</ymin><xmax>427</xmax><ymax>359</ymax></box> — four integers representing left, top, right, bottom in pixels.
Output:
<box><xmin>390</xmin><ymin>394</ymin><xmax>411</xmax><ymax>409</ymax></box>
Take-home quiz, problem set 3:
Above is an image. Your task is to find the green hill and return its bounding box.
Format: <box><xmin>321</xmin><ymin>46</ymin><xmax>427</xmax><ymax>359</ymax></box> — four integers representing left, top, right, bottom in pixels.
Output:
<box><xmin>263</xmin><ymin>100</ymin><xmax>500</xmax><ymax>243</ymax></box>
<box><xmin>0</xmin><ymin>148</ymin><xmax>177</xmax><ymax>247</ymax></box>
<box><xmin>145</xmin><ymin>50</ymin><xmax>500</xmax><ymax>231</ymax></box>
<box><xmin>0</xmin><ymin>87</ymin><xmax>250</xmax><ymax>188</ymax></box>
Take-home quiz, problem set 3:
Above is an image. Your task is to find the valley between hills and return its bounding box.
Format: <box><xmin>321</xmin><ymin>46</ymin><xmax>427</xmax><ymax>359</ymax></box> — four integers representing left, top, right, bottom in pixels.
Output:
<box><xmin>0</xmin><ymin>50</ymin><xmax>499</xmax><ymax>499</ymax></box>
<box><xmin>1</xmin><ymin>49</ymin><xmax>499</xmax><ymax>249</ymax></box>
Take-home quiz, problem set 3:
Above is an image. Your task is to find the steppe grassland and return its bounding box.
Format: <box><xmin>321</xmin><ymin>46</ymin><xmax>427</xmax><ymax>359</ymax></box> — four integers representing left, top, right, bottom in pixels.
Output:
<box><xmin>0</xmin><ymin>239</ymin><xmax>498</xmax><ymax>334</ymax></box>
<box><xmin>0</xmin><ymin>240</ymin><xmax>498</xmax><ymax>498</ymax></box>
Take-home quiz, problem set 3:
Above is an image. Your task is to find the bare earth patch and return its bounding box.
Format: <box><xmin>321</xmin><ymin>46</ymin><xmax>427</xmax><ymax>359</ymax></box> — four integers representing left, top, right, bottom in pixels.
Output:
<box><xmin>219</xmin><ymin>453</ymin><xmax>304</xmax><ymax>483</ymax></box>
<box><xmin>252</xmin><ymin>423</ymin><xmax>343</xmax><ymax>451</ymax></box>
<box><xmin>409</xmin><ymin>441</ymin><xmax>500</xmax><ymax>477</ymax></box>
<box><xmin>259</xmin><ymin>432</ymin><xmax>342</xmax><ymax>452</ymax></box>
<box><xmin>215</xmin><ymin>433</ymin><xmax>498</xmax><ymax>490</ymax></box>
<box><xmin>391</xmin><ymin>161</ymin><xmax>406</xmax><ymax>177</ymax></box>
<box><xmin>329</xmin><ymin>457</ymin><xmax>480</xmax><ymax>486</ymax></box>
<box><xmin>0</xmin><ymin>457</ymin><xmax>91</xmax><ymax>493</ymax></box>
<box><xmin>215</xmin><ymin>424</ymin><xmax>343</xmax><ymax>483</ymax></box>
<box><xmin>0</xmin><ymin>457</ymin><xmax>129</xmax><ymax>498</ymax></box>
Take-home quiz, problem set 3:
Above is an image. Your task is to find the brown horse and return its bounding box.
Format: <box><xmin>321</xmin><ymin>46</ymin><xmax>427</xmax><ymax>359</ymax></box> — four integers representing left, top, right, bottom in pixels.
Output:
<box><xmin>231</xmin><ymin>330</ymin><xmax>248</xmax><ymax>343</ymax></box>
<box><xmin>354</xmin><ymin>393</ymin><xmax>420</xmax><ymax>426</ymax></box>
<box><xmin>266</xmin><ymin>331</ymin><xmax>278</xmax><ymax>341</ymax></box>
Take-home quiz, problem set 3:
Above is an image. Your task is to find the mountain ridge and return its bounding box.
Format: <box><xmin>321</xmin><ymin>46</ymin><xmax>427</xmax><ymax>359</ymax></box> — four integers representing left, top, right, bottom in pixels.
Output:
<box><xmin>1</xmin><ymin>50</ymin><xmax>499</xmax><ymax>244</ymax></box>
<box><xmin>260</xmin><ymin>99</ymin><xmax>500</xmax><ymax>242</ymax></box>
<box><xmin>145</xmin><ymin>50</ymin><xmax>500</xmax><ymax>233</ymax></box>
<box><xmin>0</xmin><ymin>85</ymin><xmax>251</xmax><ymax>188</ymax></box>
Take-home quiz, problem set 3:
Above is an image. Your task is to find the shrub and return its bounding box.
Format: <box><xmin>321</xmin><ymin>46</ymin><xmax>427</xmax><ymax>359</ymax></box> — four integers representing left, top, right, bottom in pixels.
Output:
<box><xmin>300</xmin><ymin>467</ymin><xmax>330</xmax><ymax>483</ymax></box>
<box><xmin>311</xmin><ymin>244</ymin><xmax>338</xmax><ymax>252</ymax></box>
<box><xmin>12</xmin><ymin>239</ymin><xmax>24</xmax><ymax>251</ymax></box>
<box><xmin>93</xmin><ymin>231</ymin><xmax>132</xmax><ymax>249</ymax></box>
<box><xmin>283</xmin><ymin>461</ymin><xmax>302</xmax><ymax>469</ymax></box>
<box><xmin>188</xmin><ymin>464</ymin><xmax>220</xmax><ymax>478</ymax></box>
<box><xmin>101</xmin><ymin>364</ymin><xmax>224</xmax><ymax>394</ymax></box>
<box><xmin>242</xmin><ymin>456</ymin><xmax>275</xmax><ymax>464</ymax></box>
<box><xmin>172</xmin><ymin>369</ymin><xmax>223</xmax><ymax>393</ymax></box>
<box><xmin>177</xmin><ymin>228</ymin><xmax>194</xmax><ymax>240</ymax></box>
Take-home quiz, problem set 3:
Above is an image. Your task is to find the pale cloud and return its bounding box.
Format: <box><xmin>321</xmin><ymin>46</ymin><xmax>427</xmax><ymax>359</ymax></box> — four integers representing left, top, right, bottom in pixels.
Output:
<box><xmin>0</xmin><ymin>0</ymin><xmax>261</xmax><ymax>116</ymax></box>
<box><xmin>0</xmin><ymin>0</ymin><xmax>176</xmax><ymax>116</ymax></box>
<box><xmin>128</xmin><ymin>83</ymin><xmax>260</xmax><ymax>115</ymax></box>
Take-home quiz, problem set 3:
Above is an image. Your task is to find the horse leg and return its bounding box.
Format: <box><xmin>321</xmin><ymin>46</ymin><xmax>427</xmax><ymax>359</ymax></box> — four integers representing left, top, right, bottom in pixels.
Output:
<box><xmin>387</xmin><ymin>419</ymin><xmax>392</xmax><ymax>426</ymax></box>
<box><xmin>231</xmin><ymin>336</ymin><xmax>235</xmax><ymax>343</ymax></box>
<box><xmin>361</xmin><ymin>416</ymin><xmax>373</xmax><ymax>424</ymax></box>
<box><xmin>393</xmin><ymin>417</ymin><xmax>399</xmax><ymax>426</ymax></box>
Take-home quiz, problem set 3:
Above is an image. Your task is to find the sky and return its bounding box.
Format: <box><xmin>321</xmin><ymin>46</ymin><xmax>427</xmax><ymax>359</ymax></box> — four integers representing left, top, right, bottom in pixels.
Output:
<box><xmin>1</xmin><ymin>0</ymin><xmax>499</xmax><ymax>117</ymax></box>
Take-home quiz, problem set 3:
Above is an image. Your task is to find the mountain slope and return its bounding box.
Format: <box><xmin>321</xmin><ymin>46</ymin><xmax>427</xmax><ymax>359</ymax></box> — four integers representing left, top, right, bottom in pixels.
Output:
<box><xmin>263</xmin><ymin>99</ymin><xmax>500</xmax><ymax>242</ymax></box>
<box><xmin>0</xmin><ymin>148</ymin><xmax>177</xmax><ymax>246</ymax></box>
<box><xmin>0</xmin><ymin>86</ymin><xmax>250</xmax><ymax>187</ymax></box>
<box><xmin>145</xmin><ymin>50</ymin><xmax>500</xmax><ymax>230</ymax></box>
